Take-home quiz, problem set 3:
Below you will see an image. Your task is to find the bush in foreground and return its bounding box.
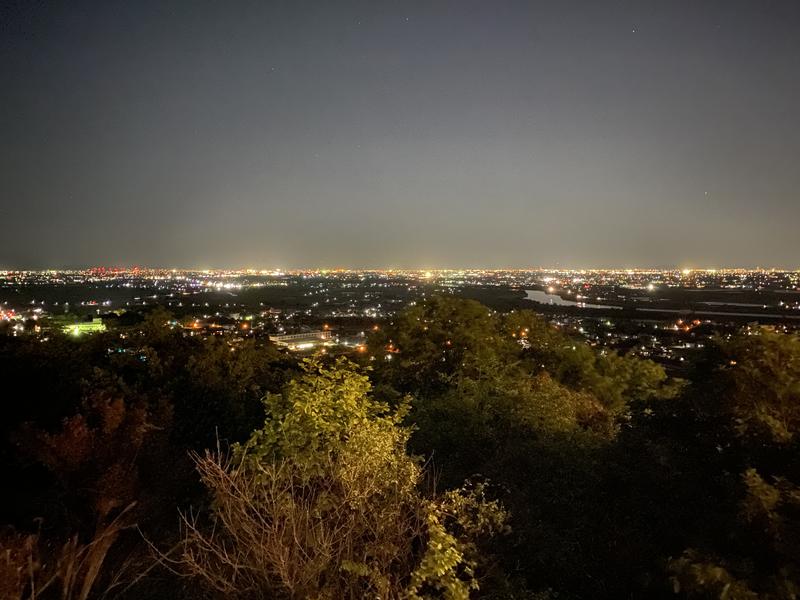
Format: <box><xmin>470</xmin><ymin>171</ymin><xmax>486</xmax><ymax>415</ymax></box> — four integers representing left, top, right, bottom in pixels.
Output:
<box><xmin>177</xmin><ymin>358</ymin><xmax>507</xmax><ymax>599</ymax></box>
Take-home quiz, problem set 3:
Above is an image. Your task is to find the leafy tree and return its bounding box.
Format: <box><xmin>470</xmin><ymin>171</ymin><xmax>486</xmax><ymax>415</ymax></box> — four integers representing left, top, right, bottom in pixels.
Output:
<box><xmin>368</xmin><ymin>296</ymin><xmax>517</xmax><ymax>396</ymax></box>
<box><xmin>366</xmin><ymin>298</ymin><xmax>690</xmax><ymax>597</ymax></box>
<box><xmin>505</xmin><ymin>310</ymin><xmax>681</xmax><ymax>414</ymax></box>
<box><xmin>669</xmin><ymin>329</ymin><xmax>800</xmax><ymax>598</ymax></box>
<box><xmin>0</xmin><ymin>314</ymin><xmax>298</xmax><ymax>599</ymax></box>
<box><xmin>178</xmin><ymin>358</ymin><xmax>507</xmax><ymax>599</ymax></box>
<box><xmin>706</xmin><ymin>330</ymin><xmax>800</xmax><ymax>444</ymax></box>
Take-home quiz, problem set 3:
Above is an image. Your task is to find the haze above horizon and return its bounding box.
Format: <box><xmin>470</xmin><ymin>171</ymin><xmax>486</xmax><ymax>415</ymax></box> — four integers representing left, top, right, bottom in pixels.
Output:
<box><xmin>2</xmin><ymin>1</ymin><xmax>799</xmax><ymax>268</ymax></box>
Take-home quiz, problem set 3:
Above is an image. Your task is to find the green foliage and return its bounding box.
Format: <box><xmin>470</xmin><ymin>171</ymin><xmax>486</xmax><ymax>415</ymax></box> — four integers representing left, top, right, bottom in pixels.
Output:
<box><xmin>505</xmin><ymin>310</ymin><xmax>681</xmax><ymax>414</ymax></box>
<box><xmin>408</xmin><ymin>485</ymin><xmax>508</xmax><ymax>600</ymax></box>
<box><xmin>367</xmin><ymin>297</ymin><xmax>680</xmax><ymax>597</ymax></box>
<box><xmin>712</xmin><ymin>329</ymin><xmax>800</xmax><ymax>444</ymax></box>
<box><xmin>667</xmin><ymin>329</ymin><xmax>800</xmax><ymax>599</ymax></box>
<box><xmin>237</xmin><ymin>357</ymin><xmax>406</xmax><ymax>471</ymax></box>
<box><xmin>671</xmin><ymin>466</ymin><xmax>800</xmax><ymax>599</ymax></box>
<box><xmin>0</xmin><ymin>316</ymin><xmax>296</xmax><ymax>599</ymax></box>
<box><xmin>5</xmin><ymin>297</ymin><xmax>800</xmax><ymax>600</ymax></box>
<box><xmin>369</xmin><ymin>296</ymin><xmax>518</xmax><ymax>394</ymax></box>
<box><xmin>181</xmin><ymin>358</ymin><xmax>506</xmax><ymax>599</ymax></box>
<box><xmin>371</xmin><ymin>298</ymin><xmax>678</xmax><ymax>417</ymax></box>
<box><xmin>669</xmin><ymin>549</ymin><xmax>762</xmax><ymax>600</ymax></box>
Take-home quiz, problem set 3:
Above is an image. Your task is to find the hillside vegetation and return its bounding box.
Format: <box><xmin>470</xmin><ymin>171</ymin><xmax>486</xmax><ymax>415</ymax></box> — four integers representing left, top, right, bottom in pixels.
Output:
<box><xmin>2</xmin><ymin>298</ymin><xmax>799</xmax><ymax>599</ymax></box>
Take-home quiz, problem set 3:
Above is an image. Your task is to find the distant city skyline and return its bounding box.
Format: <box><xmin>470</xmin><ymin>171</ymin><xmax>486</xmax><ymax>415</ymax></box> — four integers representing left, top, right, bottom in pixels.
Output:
<box><xmin>3</xmin><ymin>1</ymin><xmax>799</xmax><ymax>268</ymax></box>
<box><xmin>2</xmin><ymin>265</ymin><xmax>799</xmax><ymax>273</ymax></box>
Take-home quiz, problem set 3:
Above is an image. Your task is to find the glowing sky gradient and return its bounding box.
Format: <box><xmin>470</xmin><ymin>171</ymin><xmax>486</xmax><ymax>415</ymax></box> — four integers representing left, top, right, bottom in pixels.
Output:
<box><xmin>2</xmin><ymin>1</ymin><xmax>799</xmax><ymax>269</ymax></box>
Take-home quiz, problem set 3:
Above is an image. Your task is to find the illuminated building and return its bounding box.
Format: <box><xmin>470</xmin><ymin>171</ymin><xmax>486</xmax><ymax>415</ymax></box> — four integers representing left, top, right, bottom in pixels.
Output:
<box><xmin>62</xmin><ymin>318</ymin><xmax>106</xmax><ymax>336</ymax></box>
<box><xmin>269</xmin><ymin>330</ymin><xmax>333</xmax><ymax>351</ymax></box>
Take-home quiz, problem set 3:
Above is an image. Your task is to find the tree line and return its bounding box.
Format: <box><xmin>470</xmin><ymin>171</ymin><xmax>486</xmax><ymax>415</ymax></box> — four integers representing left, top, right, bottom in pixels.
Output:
<box><xmin>1</xmin><ymin>298</ymin><xmax>799</xmax><ymax>599</ymax></box>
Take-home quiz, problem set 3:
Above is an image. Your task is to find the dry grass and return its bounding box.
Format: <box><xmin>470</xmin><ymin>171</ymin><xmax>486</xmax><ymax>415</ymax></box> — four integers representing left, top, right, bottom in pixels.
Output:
<box><xmin>0</xmin><ymin>503</ymin><xmax>136</xmax><ymax>600</ymax></box>
<box><xmin>173</xmin><ymin>442</ymin><xmax>427</xmax><ymax>600</ymax></box>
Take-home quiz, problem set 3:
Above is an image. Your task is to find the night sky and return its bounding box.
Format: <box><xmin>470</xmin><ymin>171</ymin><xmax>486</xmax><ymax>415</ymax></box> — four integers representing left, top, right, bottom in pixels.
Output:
<box><xmin>2</xmin><ymin>1</ymin><xmax>799</xmax><ymax>269</ymax></box>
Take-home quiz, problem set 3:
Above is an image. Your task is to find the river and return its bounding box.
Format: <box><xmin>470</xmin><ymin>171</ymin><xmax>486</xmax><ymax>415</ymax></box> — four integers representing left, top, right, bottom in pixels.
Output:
<box><xmin>524</xmin><ymin>289</ymin><xmax>621</xmax><ymax>310</ymax></box>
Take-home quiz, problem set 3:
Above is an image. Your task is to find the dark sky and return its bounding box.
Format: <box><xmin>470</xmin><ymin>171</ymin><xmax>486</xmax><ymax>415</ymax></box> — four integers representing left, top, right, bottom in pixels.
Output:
<box><xmin>2</xmin><ymin>1</ymin><xmax>799</xmax><ymax>269</ymax></box>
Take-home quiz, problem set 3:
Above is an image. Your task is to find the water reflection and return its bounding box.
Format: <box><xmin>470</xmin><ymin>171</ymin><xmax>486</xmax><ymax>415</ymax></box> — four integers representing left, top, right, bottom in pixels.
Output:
<box><xmin>524</xmin><ymin>289</ymin><xmax>620</xmax><ymax>310</ymax></box>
